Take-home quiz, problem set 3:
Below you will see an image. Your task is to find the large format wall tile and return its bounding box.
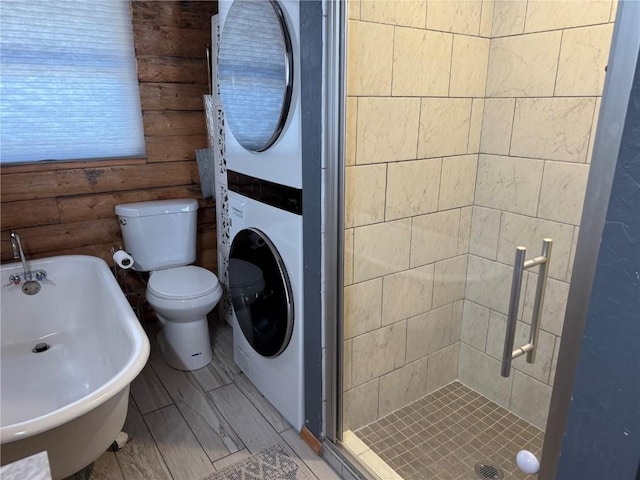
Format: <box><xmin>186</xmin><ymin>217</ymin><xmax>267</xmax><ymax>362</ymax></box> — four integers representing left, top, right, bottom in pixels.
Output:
<box><xmin>457</xmin><ymin>206</ymin><xmax>473</xmax><ymax>255</ymax></box>
<box><xmin>468</xmin><ymin>99</ymin><xmax>484</xmax><ymax>154</ymax></box>
<box><xmin>466</xmin><ymin>255</ymin><xmax>513</xmax><ymax>314</ymax></box>
<box><xmin>378</xmin><ymin>357</ymin><xmax>429</xmax><ymax>417</ymax></box>
<box><xmin>486</xmin><ymin>31</ymin><xmax>561</xmax><ymax>97</ymax></box>
<box><xmin>385</xmin><ymin>158</ymin><xmax>441</xmax><ymax>221</ymax></box>
<box><xmin>351</xmin><ymin>321</ymin><xmax>407</xmax><ymax>386</ymax></box>
<box><xmin>485</xmin><ymin>313</ymin><xmax>556</xmax><ymax>383</ymax></box>
<box><xmin>587</xmin><ymin>97</ymin><xmax>602</xmax><ymax>164</ymax></box>
<box><xmin>524</xmin><ymin>0</ymin><xmax>612</xmax><ymax>33</ymax></box>
<box><xmin>360</xmin><ymin>0</ymin><xmax>426</xmax><ymax>28</ymax></box>
<box><xmin>479</xmin><ymin>0</ymin><xmax>494</xmax><ymax>37</ymax></box>
<box><xmin>345</xmin><ymin>97</ymin><xmax>357</xmax><ymax>167</ymax></box>
<box><xmin>344</xmin><ymin>228</ymin><xmax>354</xmax><ymax>286</ymax></box>
<box><xmin>392</xmin><ymin>27</ymin><xmax>452</xmax><ymax>97</ymax></box>
<box><xmin>353</xmin><ymin>219</ymin><xmax>412</xmax><ymax>282</ymax></box>
<box><xmin>511</xmin><ymin>97</ymin><xmax>596</xmax><ymax>163</ymax></box>
<box><xmin>439</xmin><ymin>154</ymin><xmax>478</xmax><ymax>210</ymax></box>
<box><xmin>348</xmin><ymin>0</ymin><xmax>360</xmax><ymax>20</ymax></box>
<box><xmin>357</xmin><ymin>97</ymin><xmax>421</xmax><ymax>164</ymax></box>
<box><xmin>549</xmin><ymin>338</ymin><xmax>561</xmax><ymax>386</ymax></box>
<box><xmin>475</xmin><ymin>154</ymin><xmax>544</xmax><ymax>217</ymax></box>
<box><xmin>432</xmin><ymin>255</ymin><xmax>467</xmax><ymax>308</ymax></box>
<box><xmin>522</xmin><ymin>275</ymin><xmax>570</xmax><ymax>337</ymax></box>
<box><xmin>382</xmin><ymin>264</ymin><xmax>434</xmax><ymax>326</ymax></box>
<box><xmin>406</xmin><ymin>304</ymin><xmax>453</xmax><ymax>363</ymax></box>
<box><xmin>450</xmin><ymin>35</ymin><xmax>489</xmax><ymax>97</ymax></box>
<box><xmin>480</xmin><ymin>98</ymin><xmax>515</xmax><ymax>155</ymax></box>
<box><xmin>426</xmin><ymin>0</ymin><xmax>483</xmax><ymax>35</ymax></box>
<box><xmin>343</xmin><ymin>339</ymin><xmax>352</xmax><ymax>391</ymax></box>
<box><xmin>469</xmin><ymin>206</ymin><xmax>501</xmax><ymax>260</ymax></box>
<box><xmin>491</xmin><ymin>0</ymin><xmax>527</xmax><ymax>37</ymax></box>
<box><xmin>452</xmin><ymin>300</ymin><xmax>464</xmax><ymax>343</ymax></box>
<box><xmin>461</xmin><ymin>300</ymin><xmax>490</xmax><ymax>351</ymax></box>
<box><xmin>410</xmin><ymin>209</ymin><xmax>461</xmax><ymax>267</ymax></box>
<box><xmin>427</xmin><ymin>343</ymin><xmax>459</xmax><ymax>392</ymax></box>
<box><xmin>458</xmin><ymin>343</ymin><xmax>513</xmax><ymax>407</ymax></box>
<box><xmin>347</xmin><ymin>20</ymin><xmax>394</xmax><ymax>96</ymax></box>
<box><xmin>556</xmin><ymin>24</ymin><xmax>614</xmax><ymax>97</ymax></box>
<box><xmin>345</xmin><ymin>164</ymin><xmax>386</xmax><ymax>227</ymax></box>
<box><xmin>418</xmin><ymin>98</ymin><xmax>472</xmax><ymax>158</ymax></box>
<box><xmin>538</xmin><ymin>161</ymin><xmax>590</xmax><ymax>226</ymax></box>
<box><xmin>344</xmin><ymin>278</ymin><xmax>382</xmax><ymax>339</ymax></box>
<box><xmin>497</xmin><ymin>212</ymin><xmax>575</xmax><ymax>281</ymax></box>
<box><xmin>509</xmin><ymin>371</ymin><xmax>552</xmax><ymax>430</ymax></box>
<box><xmin>344</xmin><ymin>379</ymin><xmax>379</xmax><ymax>430</ymax></box>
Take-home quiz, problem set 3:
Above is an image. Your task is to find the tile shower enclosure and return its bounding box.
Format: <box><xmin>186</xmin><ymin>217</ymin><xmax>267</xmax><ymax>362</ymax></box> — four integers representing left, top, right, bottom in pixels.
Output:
<box><xmin>343</xmin><ymin>0</ymin><xmax>616</xmax><ymax>432</ymax></box>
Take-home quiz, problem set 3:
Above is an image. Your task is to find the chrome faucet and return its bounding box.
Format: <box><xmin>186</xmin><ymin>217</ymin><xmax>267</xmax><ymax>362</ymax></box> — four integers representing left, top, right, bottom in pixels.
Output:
<box><xmin>10</xmin><ymin>231</ymin><xmax>31</xmax><ymax>280</ymax></box>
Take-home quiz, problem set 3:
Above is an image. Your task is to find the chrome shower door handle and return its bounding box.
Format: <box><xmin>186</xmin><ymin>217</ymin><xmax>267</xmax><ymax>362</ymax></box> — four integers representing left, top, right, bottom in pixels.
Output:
<box><xmin>501</xmin><ymin>238</ymin><xmax>553</xmax><ymax>378</ymax></box>
<box><xmin>501</xmin><ymin>247</ymin><xmax>527</xmax><ymax>377</ymax></box>
<box><xmin>527</xmin><ymin>239</ymin><xmax>553</xmax><ymax>363</ymax></box>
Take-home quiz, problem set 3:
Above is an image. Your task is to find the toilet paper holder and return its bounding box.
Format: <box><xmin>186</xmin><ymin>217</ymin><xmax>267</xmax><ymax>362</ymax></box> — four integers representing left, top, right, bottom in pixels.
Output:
<box><xmin>110</xmin><ymin>246</ymin><xmax>143</xmax><ymax>320</ymax></box>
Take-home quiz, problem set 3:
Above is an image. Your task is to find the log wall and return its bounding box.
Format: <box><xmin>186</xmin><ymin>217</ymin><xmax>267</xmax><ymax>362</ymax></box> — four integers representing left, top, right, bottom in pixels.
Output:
<box><xmin>0</xmin><ymin>1</ymin><xmax>218</xmax><ymax>271</ymax></box>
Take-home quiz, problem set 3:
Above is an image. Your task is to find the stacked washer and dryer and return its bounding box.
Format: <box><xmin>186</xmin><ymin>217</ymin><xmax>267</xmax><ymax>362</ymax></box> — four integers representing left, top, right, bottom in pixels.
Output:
<box><xmin>214</xmin><ymin>0</ymin><xmax>304</xmax><ymax>432</ymax></box>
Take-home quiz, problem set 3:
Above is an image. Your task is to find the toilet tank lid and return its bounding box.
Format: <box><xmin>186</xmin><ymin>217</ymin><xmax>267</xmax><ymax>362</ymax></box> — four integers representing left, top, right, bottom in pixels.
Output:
<box><xmin>115</xmin><ymin>198</ymin><xmax>198</xmax><ymax>218</ymax></box>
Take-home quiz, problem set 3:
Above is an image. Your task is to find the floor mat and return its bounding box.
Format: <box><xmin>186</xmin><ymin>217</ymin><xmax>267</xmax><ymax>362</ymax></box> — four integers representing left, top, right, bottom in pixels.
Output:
<box><xmin>203</xmin><ymin>445</ymin><xmax>313</xmax><ymax>480</ymax></box>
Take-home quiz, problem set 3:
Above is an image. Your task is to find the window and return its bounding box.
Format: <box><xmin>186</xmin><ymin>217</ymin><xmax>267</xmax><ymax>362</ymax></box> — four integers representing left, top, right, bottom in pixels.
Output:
<box><xmin>0</xmin><ymin>0</ymin><xmax>145</xmax><ymax>164</ymax></box>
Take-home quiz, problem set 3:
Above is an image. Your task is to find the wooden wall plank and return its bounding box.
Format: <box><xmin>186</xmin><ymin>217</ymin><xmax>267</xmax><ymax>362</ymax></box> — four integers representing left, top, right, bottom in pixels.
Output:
<box><xmin>0</xmin><ymin>219</ymin><xmax>120</xmax><ymax>259</ymax></box>
<box><xmin>1</xmin><ymin>199</ymin><xmax>60</xmax><ymax>230</ymax></box>
<box><xmin>57</xmin><ymin>186</ymin><xmax>205</xmax><ymax>224</ymax></box>
<box><xmin>139</xmin><ymin>83</ymin><xmax>209</xmax><ymax>111</ymax></box>
<box><xmin>131</xmin><ymin>1</ymin><xmax>216</xmax><ymax>30</ymax></box>
<box><xmin>1</xmin><ymin>162</ymin><xmax>199</xmax><ymax>202</ymax></box>
<box><xmin>137</xmin><ymin>56</ymin><xmax>209</xmax><ymax>84</ymax></box>
<box><xmin>142</xmin><ymin>111</ymin><xmax>207</xmax><ymax>137</ymax></box>
<box><xmin>133</xmin><ymin>25</ymin><xmax>211</xmax><ymax>58</ymax></box>
<box><xmin>145</xmin><ymin>135</ymin><xmax>207</xmax><ymax>163</ymax></box>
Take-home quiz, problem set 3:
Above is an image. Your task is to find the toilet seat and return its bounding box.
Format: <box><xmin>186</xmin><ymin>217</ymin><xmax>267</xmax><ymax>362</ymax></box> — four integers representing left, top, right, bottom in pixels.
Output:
<box><xmin>148</xmin><ymin>265</ymin><xmax>220</xmax><ymax>300</ymax></box>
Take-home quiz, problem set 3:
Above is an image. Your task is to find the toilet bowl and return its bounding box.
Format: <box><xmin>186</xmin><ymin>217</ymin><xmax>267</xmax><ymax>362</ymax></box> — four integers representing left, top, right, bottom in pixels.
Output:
<box><xmin>115</xmin><ymin>198</ymin><xmax>222</xmax><ymax>371</ymax></box>
<box><xmin>147</xmin><ymin>265</ymin><xmax>222</xmax><ymax>370</ymax></box>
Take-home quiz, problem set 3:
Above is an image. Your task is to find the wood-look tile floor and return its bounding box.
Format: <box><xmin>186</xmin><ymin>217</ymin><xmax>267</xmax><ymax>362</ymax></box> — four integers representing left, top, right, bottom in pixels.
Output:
<box><xmin>67</xmin><ymin>318</ymin><xmax>340</xmax><ymax>480</ymax></box>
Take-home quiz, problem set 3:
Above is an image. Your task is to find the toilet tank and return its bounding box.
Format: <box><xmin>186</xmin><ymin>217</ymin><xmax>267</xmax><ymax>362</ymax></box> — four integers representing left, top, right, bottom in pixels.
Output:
<box><xmin>115</xmin><ymin>199</ymin><xmax>199</xmax><ymax>271</ymax></box>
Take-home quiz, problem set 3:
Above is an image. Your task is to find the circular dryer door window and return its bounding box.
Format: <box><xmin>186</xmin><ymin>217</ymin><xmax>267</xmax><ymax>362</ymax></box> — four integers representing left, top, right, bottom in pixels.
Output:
<box><xmin>229</xmin><ymin>228</ymin><xmax>294</xmax><ymax>357</ymax></box>
<box><xmin>218</xmin><ymin>0</ymin><xmax>293</xmax><ymax>152</ymax></box>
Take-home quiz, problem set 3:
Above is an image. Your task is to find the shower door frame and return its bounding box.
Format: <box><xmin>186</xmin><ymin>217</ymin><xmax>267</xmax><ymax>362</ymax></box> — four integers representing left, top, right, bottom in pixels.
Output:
<box><xmin>322</xmin><ymin>1</ymin><xmax>640</xmax><ymax>478</ymax></box>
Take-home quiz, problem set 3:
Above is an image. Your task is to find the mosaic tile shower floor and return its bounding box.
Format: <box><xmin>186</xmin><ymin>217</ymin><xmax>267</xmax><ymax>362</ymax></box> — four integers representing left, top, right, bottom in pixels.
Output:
<box><xmin>354</xmin><ymin>381</ymin><xmax>543</xmax><ymax>480</ymax></box>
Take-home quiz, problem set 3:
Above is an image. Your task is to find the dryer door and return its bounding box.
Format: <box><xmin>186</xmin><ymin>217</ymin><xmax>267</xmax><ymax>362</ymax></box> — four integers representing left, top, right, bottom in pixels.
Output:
<box><xmin>229</xmin><ymin>228</ymin><xmax>294</xmax><ymax>357</ymax></box>
<box><xmin>218</xmin><ymin>0</ymin><xmax>293</xmax><ymax>152</ymax></box>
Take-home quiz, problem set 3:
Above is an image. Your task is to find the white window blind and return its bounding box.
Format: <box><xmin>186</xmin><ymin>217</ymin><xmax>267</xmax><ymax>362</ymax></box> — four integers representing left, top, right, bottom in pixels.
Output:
<box><xmin>0</xmin><ymin>0</ymin><xmax>145</xmax><ymax>164</ymax></box>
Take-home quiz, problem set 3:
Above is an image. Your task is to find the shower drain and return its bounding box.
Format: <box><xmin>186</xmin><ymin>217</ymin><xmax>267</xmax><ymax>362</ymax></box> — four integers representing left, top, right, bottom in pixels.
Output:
<box><xmin>474</xmin><ymin>462</ymin><xmax>505</xmax><ymax>479</ymax></box>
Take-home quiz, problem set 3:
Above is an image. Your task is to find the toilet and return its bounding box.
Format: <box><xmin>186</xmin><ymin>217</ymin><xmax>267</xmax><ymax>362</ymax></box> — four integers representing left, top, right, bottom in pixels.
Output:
<box><xmin>115</xmin><ymin>198</ymin><xmax>222</xmax><ymax>371</ymax></box>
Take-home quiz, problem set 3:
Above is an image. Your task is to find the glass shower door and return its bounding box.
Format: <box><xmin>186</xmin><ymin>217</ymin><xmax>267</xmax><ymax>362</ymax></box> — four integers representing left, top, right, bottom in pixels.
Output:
<box><xmin>337</xmin><ymin>0</ymin><xmax>618</xmax><ymax>478</ymax></box>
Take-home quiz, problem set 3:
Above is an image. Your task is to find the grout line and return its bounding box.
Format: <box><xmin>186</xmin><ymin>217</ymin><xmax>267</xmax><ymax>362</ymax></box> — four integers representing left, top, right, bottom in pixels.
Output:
<box><xmin>535</xmin><ymin>160</ymin><xmax>547</xmax><ymax>218</ymax></box>
<box><xmin>523</xmin><ymin>0</ymin><xmax>531</xmax><ymax>33</ymax></box>
<box><xmin>448</xmin><ymin>34</ymin><xmax>455</xmax><ymax>97</ymax></box>
<box><xmin>353</xmin><ymin>96</ymin><xmax>359</xmax><ymax>166</ymax></box>
<box><xmin>507</xmin><ymin>97</ymin><xmax>517</xmax><ymax>156</ymax></box>
<box><xmin>552</xmin><ymin>30</ymin><xmax>565</xmax><ymax>96</ymax></box>
<box><xmin>390</xmin><ymin>27</ymin><xmax>396</xmax><ymax>96</ymax></box>
<box><xmin>140</xmin><ymin>407</ymin><xmax>177</xmax><ymax>480</ymax></box>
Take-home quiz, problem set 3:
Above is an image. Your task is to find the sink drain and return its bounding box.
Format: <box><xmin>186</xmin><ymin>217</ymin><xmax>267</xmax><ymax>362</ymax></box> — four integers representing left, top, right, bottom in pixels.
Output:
<box><xmin>474</xmin><ymin>462</ymin><xmax>504</xmax><ymax>479</ymax></box>
<box><xmin>32</xmin><ymin>342</ymin><xmax>51</xmax><ymax>353</ymax></box>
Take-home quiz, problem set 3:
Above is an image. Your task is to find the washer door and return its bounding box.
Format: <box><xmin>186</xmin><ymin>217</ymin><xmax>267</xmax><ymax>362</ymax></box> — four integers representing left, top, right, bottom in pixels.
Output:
<box><xmin>229</xmin><ymin>228</ymin><xmax>294</xmax><ymax>357</ymax></box>
<box><xmin>218</xmin><ymin>0</ymin><xmax>293</xmax><ymax>152</ymax></box>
